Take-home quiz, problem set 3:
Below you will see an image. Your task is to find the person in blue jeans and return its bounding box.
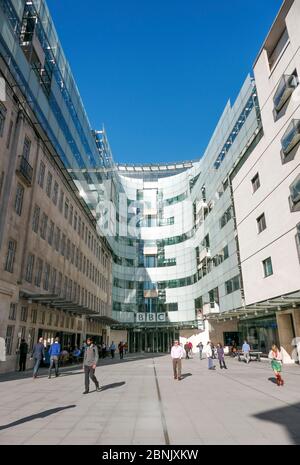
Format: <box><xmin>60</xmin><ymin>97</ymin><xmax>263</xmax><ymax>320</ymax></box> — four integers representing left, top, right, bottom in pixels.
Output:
<box><xmin>48</xmin><ymin>337</ymin><xmax>61</xmax><ymax>378</ymax></box>
<box><xmin>242</xmin><ymin>340</ymin><xmax>251</xmax><ymax>364</ymax></box>
<box><xmin>30</xmin><ymin>337</ymin><xmax>45</xmax><ymax>379</ymax></box>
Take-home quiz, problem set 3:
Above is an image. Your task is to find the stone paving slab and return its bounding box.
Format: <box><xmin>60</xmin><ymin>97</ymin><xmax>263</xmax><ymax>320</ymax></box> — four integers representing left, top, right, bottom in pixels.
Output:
<box><xmin>0</xmin><ymin>354</ymin><xmax>299</xmax><ymax>445</ymax></box>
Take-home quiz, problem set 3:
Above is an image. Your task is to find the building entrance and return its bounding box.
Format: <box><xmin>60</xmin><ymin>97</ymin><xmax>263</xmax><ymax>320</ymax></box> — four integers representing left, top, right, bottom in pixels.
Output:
<box><xmin>129</xmin><ymin>328</ymin><xmax>179</xmax><ymax>353</ymax></box>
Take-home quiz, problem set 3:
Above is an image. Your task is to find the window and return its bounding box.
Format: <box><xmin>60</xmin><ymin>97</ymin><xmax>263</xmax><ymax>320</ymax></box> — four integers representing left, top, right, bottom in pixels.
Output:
<box><xmin>281</xmin><ymin>119</ymin><xmax>300</xmax><ymax>157</ymax></box>
<box><xmin>6</xmin><ymin>120</ymin><xmax>13</xmax><ymax>149</ymax></box>
<box><xmin>209</xmin><ymin>287</ymin><xmax>219</xmax><ymax>307</ymax></box>
<box><xmin>15</xmin><ymin>183</ymin><xmax>25</xmax><ymax>216</ymax></box>
<box><xmin>267</xmin><ymin>28</ymin><xmax>289</xmax><ymax>70</ymax></box>
<box><xmin>38</xmin><ymin>161</ymin><xmax>45</xmax><ymax>188</ymax></box>
<box><xmin>225</xmin><ymin>275</ymin><xmax>241</xmax><ymax>295</ymax></box>
<box><xmin>0</xmin><ymin>102</ymin><xmax>7</xmax><ymax>137</ymax></box>
<box><xmin>223</xmin><ymin>245</ymin><xmax>229</xmax><ymax>260</ymax></box>
<box><xmin>28</xmin><ymin>328</ymin><xmax>35</xmax><ymax>351</ymax></box>
<box><xmin>34</xmin><ymin>258</ymin><xmax>43</xmax><ymax>287</ymax></box>
<box><xmin>22</xmin><ymin>136</ymin><xmax>31</xmax><ymax>161</ymax></box>
<box><xmin>64</xmin><ymin>198</ymin><xmax>69</xmax><ymax>220</ymax></box>
<box><xmin>40</xmin><ymin>213</ymin><xmax>48</xmax><ymax>239</ymax></box>
<box><xmin>144</xmin><ymin>255</ymin><xmax>157</xmax><ymax>268</ymax></box>
<box><xmin>52</xmin><ymin>181</ymin><xmax>59</xmax><ymax>205</ymax></box>
<box><xmin>48</xmin><ymin>220</ymin><xmax>54</xmax><ymax>246</ymax></box>
<box><xmin>55</xmin><ymin>227</ymin><xmax>61</xmax><ymax>252</ymax></box>
<box><xmin>59</xmin><ymin>190</ymin><xmax>64</xmax><ymax>213</ymax></box>
<box><xmin>61</xmin><ymin>234</ymin><xmax>66</xmax><ymax>256</ymax></box>
<box><xmin>5</xmin><ymin>240</ymin><xmax>17</xmax><ymax>273</ymax></box>
<box><xmin>25</xmin><ymin>254</ymin><xmax>35</xmax><ymax>283</ymax></box>
<box><xmin>257</xmin><ymin>213</ymin><xmax>267</xmax><ymax>234</ymax></box>
<box><xmin>71</xmin><ymin>244</ymin><xmax>75</xmax><ymax>264</ymax></box>
<box><xmin>273</xmin><ymin>70</ymin><xmax>299</xmax><ymax>114</ymax></box>
<box><xmin>20</xmin><ymin>306</ymin><xmax>28</xmax><ymax>322</ymax></box>
<box><xmin>69</xmin><ymin>205</ymin><xmax>73</xmax><ymax>225</ymax></box>
<box><xmin>32</xmin><ymin>205</ymin><xmax>40</xmax><ymax>233</ymax></box>
<box><xmin>30</xmin><ymin>308</ymin><xmax>37</xmax><ymax>324</ymax></box>
<box><xmin>220</xmin><ymin>206</ymin><xmax>233</xmax><ymax>229</ymax></box>
<box><xmin>43</xmin><ymin>263</ymin><xmax>50</xmax><ymax>290</ymax></box>
<box><xmin>46</xmin><ymin>172</ymin><xmax>52</xmax><ymax>197</ymax></box>
<box><xmin>0</xmin><ymin>171</ymin><xmax>4</xmax><ymax>202</ymax></box>
<box><xmin>57</xmin><ymin>272</ymin><xmax>63</xmax><ymax>296</ymax></box>
<box><xmin>289</xmin><ymin>175</ymin><xmax>300</xmax><ymax>211</ymax></box>
<box><xmin>251</xmin><ymin>173</ymin><xmax>260</xmax><ymax>193</ymax></box>
<box><xmin>50</xmin><ymin>268</ymin><xmax>56</xmax><ymax>293</ymax></box>
<box><xmin>5</xmin><ymin>325</ymin><xmax>14</xmax><ymax>355</ymax></box>
<box><xmin>263</xmin><ymin>257</ymin><xmax>273</xmax><ymax>278</ymax></box>
<box><xmin>74</xmin><ymin>211</ymin><xmax>78</xmax><ymax>231</ymax></box>
<box><xmin>9</xmin><ymin>303</ymin><xmax>17</xmax><ymax>320</ymax></box>
<box><xmin>66</xmin><ymin>239</ymin><xmax>71</xmax><ymax>260</ymax></box>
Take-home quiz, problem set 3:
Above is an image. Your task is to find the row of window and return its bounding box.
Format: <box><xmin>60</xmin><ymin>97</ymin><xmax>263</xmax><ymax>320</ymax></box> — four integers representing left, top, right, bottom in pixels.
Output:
<box><xmin>36</xmin><ymin>158</ymin><xmax>106</xmax><ymax>261</ymax></box>
<box><xmin>31</xmin><ymin>204</ymin><xmax>108</xmax><ymax>270</ymax></box>
<box><xmin>24</xmin><ymin>251</ymin><xmax>109</xmax><ymax>296</ymax></box>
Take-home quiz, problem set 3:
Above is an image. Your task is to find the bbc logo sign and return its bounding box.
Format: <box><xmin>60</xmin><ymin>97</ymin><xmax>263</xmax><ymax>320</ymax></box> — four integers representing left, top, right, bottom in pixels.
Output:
<box><xmin>136</xmin><ymin>313</ymin><xmax>166</xmax><ymax>322</ymax></box>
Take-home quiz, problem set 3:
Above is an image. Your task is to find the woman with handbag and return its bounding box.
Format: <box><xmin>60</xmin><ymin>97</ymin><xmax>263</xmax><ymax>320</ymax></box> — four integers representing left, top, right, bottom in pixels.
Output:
<box><xmin>268</xmin><ymin>345</ymin><xmax>284</xmax><ymax>386</ymax></box>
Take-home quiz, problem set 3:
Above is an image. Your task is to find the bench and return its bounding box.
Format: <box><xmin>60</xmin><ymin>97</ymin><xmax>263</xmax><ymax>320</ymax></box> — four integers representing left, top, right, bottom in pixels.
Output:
<box><xmin>237</xmin><ymin>351</ymin><xmax>262</xmax><ymax>362</ymax></box>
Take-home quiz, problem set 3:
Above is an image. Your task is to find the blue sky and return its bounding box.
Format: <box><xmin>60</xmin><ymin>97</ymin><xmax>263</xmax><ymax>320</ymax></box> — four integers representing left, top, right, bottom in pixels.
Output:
<box><xmin>47</xmin><ymin>0</ymin><xmax>283</xmax><ymax>164</ymax></box>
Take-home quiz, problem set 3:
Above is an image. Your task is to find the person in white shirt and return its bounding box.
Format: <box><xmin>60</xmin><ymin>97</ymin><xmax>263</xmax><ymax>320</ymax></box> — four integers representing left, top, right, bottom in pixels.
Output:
<box><xmin>171</xmin><ymin>340</ymin><xmax>184</xmax><ymax>380</ymax></box>
<box><xmin>205</xmin><ymin>341</ymin><xmax>215</xmax><ymax>370</ymax></box>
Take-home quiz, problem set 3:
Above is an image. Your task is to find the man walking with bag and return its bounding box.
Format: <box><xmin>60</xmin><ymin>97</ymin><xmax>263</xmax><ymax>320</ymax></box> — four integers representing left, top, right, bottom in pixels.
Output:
<box><xmin>83</xmin><ymin>338</ymin><xmax>100</xmax><ymax>394</ymax></box>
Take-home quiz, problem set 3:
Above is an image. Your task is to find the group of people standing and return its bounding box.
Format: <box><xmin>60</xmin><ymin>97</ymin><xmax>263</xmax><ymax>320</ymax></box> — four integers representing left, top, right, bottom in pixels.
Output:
<box><xmin>171</xmin><ymin>339</ymin><xmax>285</xmax><ymax>386</ymax></box>
<box><xmin>100</xmin><ymin>341</ymin><xmax>127</xmax><ymax>359</ymax></box>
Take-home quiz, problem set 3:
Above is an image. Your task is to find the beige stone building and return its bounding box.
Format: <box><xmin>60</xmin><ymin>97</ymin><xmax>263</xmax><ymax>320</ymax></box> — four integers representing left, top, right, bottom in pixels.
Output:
<box><xmin>0</xmin><ymin>66</ymin><xmax>113</xmax><ymax>373</ymax></box>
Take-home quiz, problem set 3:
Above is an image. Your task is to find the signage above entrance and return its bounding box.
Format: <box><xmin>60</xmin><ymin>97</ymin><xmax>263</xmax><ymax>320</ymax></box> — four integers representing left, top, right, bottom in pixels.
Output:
<box><xmin>136</xmin><ymin>313</ymin><xmax>166</xmax><ymax>323</ymax></box>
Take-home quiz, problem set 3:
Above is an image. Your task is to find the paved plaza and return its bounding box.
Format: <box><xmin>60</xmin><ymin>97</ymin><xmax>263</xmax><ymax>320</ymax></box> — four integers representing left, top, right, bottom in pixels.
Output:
<box><xmin>0</xmin><ymin>354</ymin><xmax>299</xmax><ymax>445</ymax></box>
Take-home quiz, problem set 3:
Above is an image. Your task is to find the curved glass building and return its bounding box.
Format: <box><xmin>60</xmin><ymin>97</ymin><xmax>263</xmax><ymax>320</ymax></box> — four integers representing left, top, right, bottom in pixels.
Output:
<box><xmin>72</xmin><ymin>76</ymin><xmax>263</xmax><ymax>352</ymax></box>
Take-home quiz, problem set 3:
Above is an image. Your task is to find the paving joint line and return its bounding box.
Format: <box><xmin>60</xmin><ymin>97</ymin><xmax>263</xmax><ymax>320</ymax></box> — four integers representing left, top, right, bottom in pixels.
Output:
<box><xmin>152</xmin><ymin>360</ymin><xmax>170</xmax><ymax>445</ymax></box>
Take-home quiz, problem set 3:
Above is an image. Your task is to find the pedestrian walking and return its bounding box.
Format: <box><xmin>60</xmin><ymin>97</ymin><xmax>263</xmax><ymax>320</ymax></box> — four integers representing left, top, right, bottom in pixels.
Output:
<box><xmin>197</xmin><ymin>342</ymin><xmax>204</xmax><ymax>360</ymax></box>
<box><xmin>171</xmin><ymin>340</ymin><xmax>184</xmax><ymax>380</ymax></box>
<box><xmin>188</xmin><ymin>341</ymin><xmax>193</xmax><ymax>358</ymax></box>
<box><xmin>118</xmin><ymin>341</ymin><xmax>124</xmax><ymax>359</ymax></box>
<box><xmin>48</xmin><ymin>337</ymin><xmax>61</xmax><ymax>378</ymax></box>
<box><xmin>110</xmin><ymin>341</ymin><xmax>116</xmax><ymax>359</ymax></box>
<box><xmin>269</xmin><ymin>345</ymin><xmax>284</xmax><ymax>386</ymax></box>
<box><xmin>83</xmin><ymin>338</ymin><xmax>100</xmax><ymax>394</ymax></box>
<box><xmin>18</xmin><ymin>339</ymin><xmax>28</xmax><ymax>372</ymax></box>
<box><xmin>205</xmin><ymin>341</ymin><xmax>215</xmax><ymax>370</ymax></box>
<box><xmin>30</xmin><ymin>337</ymin><xmax>45</xmax><ymax>379</ymax></box>
<box><xmin>242</xmin><ymin>340</ymin><xmax>251</xmax><ymax>364</ymax></box>
<box><xmin>184</xmin><ymin>342</ymin><xmax>190</xmax><ymax>359</ymax></box>
<box><xmin>217</xmin><ymin>343</ymin><xmax>227</xmax><ymax>369</ymax></box>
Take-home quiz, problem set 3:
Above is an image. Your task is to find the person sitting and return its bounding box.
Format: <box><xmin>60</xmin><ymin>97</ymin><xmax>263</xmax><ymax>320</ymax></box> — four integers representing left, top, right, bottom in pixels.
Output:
<box><xmin>72</xmin><ymin>347</ymin><xmax>81</xmax><ymax>363</ymax></box>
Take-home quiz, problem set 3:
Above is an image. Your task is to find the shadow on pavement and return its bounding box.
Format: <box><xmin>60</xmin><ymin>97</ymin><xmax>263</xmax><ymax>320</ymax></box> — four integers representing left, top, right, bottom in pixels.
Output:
<box><xmin>0</xmin><ymin>405</ymin><xmax>76</xmax><ymax>431</ymax></box>
<box><xmin>254</xmin><ymin>402</ymin><xmax>300</xmax><ymax>445</ymax></box>
<box><xmin>268</xmin><ymin>377</ymin><xmax>278</xmax><ymax>385</ymax></box>
<box><xmin>181</xmin><ymin>373</ymin><xmax>192</xmax><ymax>379</ymax></box>
<box><xmin>0</xmin><ymin>353</ymin><xmax>166</xmax><ymax>383</ymax></box>
<box><xmin>100</xmin><ymin>381</ymin><xmax>126</xmax><ymax>391</ymax></box>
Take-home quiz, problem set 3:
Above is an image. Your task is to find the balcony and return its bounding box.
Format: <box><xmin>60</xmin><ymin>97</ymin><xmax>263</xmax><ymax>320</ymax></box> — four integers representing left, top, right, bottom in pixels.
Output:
<box><xmin>16</xmin><ymin>156</ymin><xmax>33</xmax><ymax>186</ymax></box>
<box><xmin>281</xmin><ymin>120</ymin><xmax>300</xmax><ymax>157</ymax></box>
<box><xmin>274</xmin><ymin>74</ymin><xmax>299</xmax><ymax>113</ymax></box>
<box><xmin>203</xmin><ymin>302</ymin><xmax>220</xmax><ymax>316</ymax></box>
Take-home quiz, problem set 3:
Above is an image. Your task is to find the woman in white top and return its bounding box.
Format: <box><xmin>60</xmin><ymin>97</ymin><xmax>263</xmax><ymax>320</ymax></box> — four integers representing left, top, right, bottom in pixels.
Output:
<box><xmin>268</xmin><ymin>345</ymin><xmax>284</xmax><ymax>386</ymax></box>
